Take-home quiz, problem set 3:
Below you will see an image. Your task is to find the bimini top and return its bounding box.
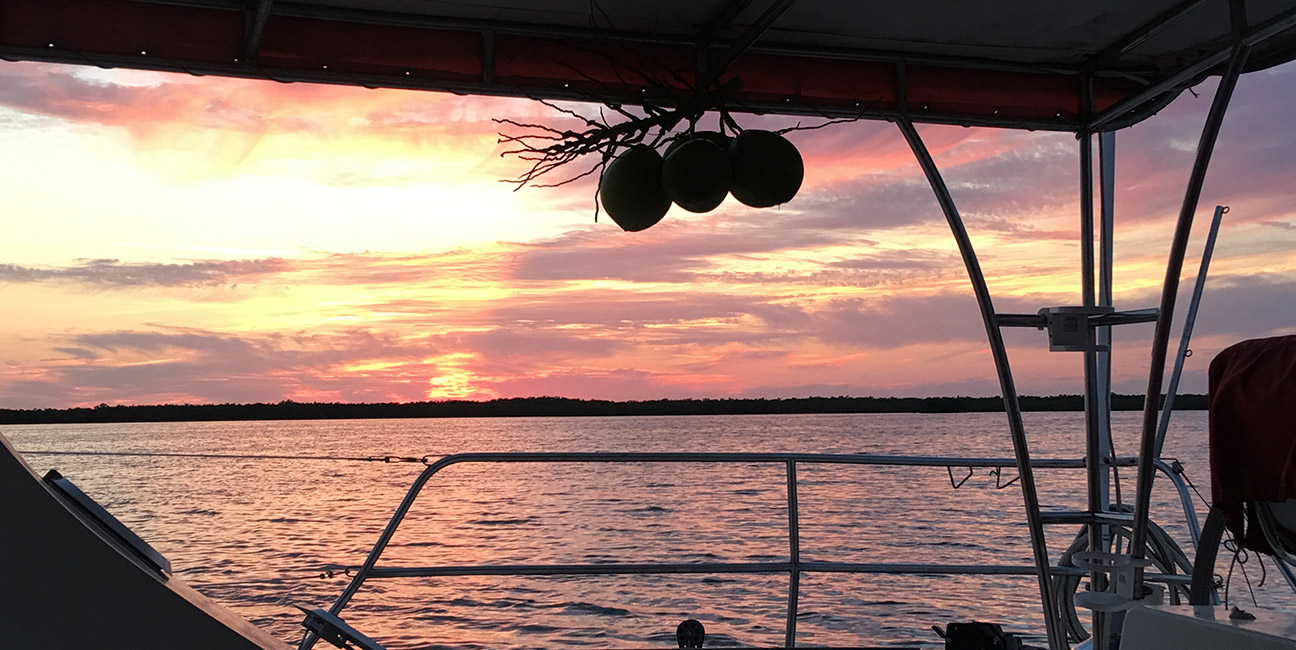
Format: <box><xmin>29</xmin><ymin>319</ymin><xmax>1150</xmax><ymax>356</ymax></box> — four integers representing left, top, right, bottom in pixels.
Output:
<box><xmin>2</xmin><ymin>0</ymin><xmax>1296</xmax><ymax>131</ymax></box>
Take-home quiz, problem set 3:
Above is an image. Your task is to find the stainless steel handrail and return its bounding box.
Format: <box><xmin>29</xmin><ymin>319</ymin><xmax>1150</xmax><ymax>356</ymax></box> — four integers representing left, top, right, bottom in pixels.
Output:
<box><xmin>1152</xmin><ymin>459</ymin><xmax>1201</xmax><ymax>547</ymax></box>
<box><xmin>353</xmin><ymin>562</ymin><xmax>1194</xmax><ymax>583</ymax></box>
<box><xmin>298</xmin><ymin>452</ymin><xmax>1202</xmax><ymax>650</ymax></box>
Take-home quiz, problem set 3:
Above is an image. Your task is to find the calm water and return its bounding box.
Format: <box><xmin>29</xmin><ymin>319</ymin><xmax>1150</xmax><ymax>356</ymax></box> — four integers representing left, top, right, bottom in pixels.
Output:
<box><xmin>5</xmin><ymin>411</ymin><xmax>1292</xmax><ymax>649</ymax></box>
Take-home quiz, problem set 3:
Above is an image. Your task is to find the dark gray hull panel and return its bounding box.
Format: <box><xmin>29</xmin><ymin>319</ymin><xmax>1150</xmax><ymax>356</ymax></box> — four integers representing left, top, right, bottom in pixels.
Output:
<box><xmin>0</xmin><ymin>433</ymin><xmax>288</xmax><ymax>650</ymax></box>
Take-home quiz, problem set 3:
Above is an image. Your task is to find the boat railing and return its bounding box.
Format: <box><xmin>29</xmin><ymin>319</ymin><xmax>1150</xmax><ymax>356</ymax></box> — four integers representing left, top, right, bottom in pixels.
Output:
<box><xmin>299</xmin><ymin>452</ymin><xmax>1204</xmax><ymax>650</ymax></box>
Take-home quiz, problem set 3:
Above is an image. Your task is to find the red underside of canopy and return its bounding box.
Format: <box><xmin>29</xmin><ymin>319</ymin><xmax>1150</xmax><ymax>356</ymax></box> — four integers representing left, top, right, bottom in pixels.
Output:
<box><xmin>0</xmin><ymin>0</ymin><xmax>1188</xmax><ymax>130</ymax></box>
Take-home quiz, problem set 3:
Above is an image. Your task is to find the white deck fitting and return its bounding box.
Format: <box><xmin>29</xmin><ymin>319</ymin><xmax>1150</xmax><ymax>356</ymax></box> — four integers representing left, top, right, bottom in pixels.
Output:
<box><xmin>1122</xmin><ymin>605</ymin><xmax>1296</xmax><ymax>650</ymax></box>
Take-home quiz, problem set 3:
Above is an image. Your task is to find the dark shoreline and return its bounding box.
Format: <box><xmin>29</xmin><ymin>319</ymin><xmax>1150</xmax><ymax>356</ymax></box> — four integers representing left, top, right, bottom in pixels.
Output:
<box><xmin>0</xmin><ymin>394</ymin><xmax>1205</xmax><ymax>425</ymax></box>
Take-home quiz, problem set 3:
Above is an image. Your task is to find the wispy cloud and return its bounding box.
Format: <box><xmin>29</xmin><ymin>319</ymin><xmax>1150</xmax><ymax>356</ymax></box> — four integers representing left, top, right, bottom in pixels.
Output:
<box><xmin>0</xmin><ymin>258</ymin><xmax>288</xmax><ymax>287</ymax></box>
<box><xmin>0</xmin><ymin>63</ymin><xmax>531</xmax><ymax>138</ymax></box>
<box><xmin>0</xmin><ymin>252</ymin><xmax>509</xmax><ymax>290</ymax></box>
<box><xmin>2</xmin><ymin>327</ymin><xmax>445</xmax><ymax>405</ymax></box>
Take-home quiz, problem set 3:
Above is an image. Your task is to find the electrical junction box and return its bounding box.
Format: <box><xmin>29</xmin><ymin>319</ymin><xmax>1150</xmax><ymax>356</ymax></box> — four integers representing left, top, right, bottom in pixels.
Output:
<box><xmin>1037</xmin><ymin>306</ymin><xmax>1114</xmax><ymax>352</ymax></box>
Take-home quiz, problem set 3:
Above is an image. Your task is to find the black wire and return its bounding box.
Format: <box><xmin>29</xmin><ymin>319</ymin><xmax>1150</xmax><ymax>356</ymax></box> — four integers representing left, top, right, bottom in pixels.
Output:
<box><xmin>1223</xmin><ymin>539</ymin><xmax>1260</xmax><ymax>607</ymax></box>
<box><xmin>1175</xmin><ymin>463</ymin><xmax>1286</xmax><ymax>597</ymax></box>
<box><xmin>1172</xmin><ymin>461</ymin><xmax>1257</xmax><ymax>603</ymax></box>
<box><xmin>1172</xmin><ymin>459</ymin><xmax>1213</xmax><ymax>510</ymax></box>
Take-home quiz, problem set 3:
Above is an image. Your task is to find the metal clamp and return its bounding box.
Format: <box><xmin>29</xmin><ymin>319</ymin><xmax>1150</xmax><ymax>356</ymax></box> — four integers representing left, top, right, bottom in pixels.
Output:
<box><xmin>299</xmin><ymin>607</ymin><xmax>387</xmax><ymax>650</ymax></box>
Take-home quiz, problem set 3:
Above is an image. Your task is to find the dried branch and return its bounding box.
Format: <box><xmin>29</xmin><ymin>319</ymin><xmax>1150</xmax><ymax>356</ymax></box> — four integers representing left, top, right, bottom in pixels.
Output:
<box><xmin>775</xmin><ymin>115</ymin><xmax>867</xmax><ymax>135</ymax></box>
<box><xmin>496</xmin><ymin>100</ymin><xmax>701</xmax><ymax>190</ymax></box>
<box><xmin>495</xmin><ymin>1</ymin><xmax>861</xmax><ymax>201</ymax></box>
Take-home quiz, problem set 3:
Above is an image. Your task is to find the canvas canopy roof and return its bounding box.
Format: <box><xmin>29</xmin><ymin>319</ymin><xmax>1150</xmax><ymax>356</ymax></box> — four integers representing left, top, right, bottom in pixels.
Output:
<box><xmin>3</xmin><ymin>0</ymin><xmax>1296</xmax><ymax>131</ymax></box>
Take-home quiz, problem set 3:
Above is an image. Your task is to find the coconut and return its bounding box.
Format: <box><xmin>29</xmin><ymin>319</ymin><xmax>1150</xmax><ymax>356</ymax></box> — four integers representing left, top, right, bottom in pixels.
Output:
<box><xmin>728</xmin><ymin>130</ymin><xmax>804</xmax><ymax>208</ymax></box>
<box><xmin>662</xmin><ymin>133</ymin><xmax>732</xmax><ymax>213</ymax></box>
<box><xmin>599</xmin><ymin>145</ymin><xmax>671</xmax><ymax>232</ymax></box>
<box><xmin>666</xmin><ymin>130</ymin><xmax>731</xmax><ymax>154</ymax></box>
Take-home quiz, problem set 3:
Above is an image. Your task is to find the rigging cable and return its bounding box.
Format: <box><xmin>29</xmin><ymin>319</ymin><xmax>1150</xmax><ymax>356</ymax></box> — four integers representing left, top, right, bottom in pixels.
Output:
<box><xmin>1168</xmin><ymin>461</ymin><xmax>1278</xmax><ymax>608</ymax></box>
<box><xmin>15</xmin><ymin>450</ymin><xmax>430</xmax><ymax>463</ymax></box>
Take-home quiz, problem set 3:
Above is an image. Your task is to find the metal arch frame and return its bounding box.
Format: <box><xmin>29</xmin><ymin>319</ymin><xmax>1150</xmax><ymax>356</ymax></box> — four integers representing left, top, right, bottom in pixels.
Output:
<box><xmin>1128</xmin><ymin>38</ymin><xmax>1251</xmax><ymax>592</ymax></box>
<box><xmin>899</xmin><ymin>5</ymin><xmax>1275</xmax><ymax>639</ymax></box>
<box><xmin>895</xmin><ymin>119</ymin><xmax>1065</xmax><ymax>650</ymax></box>
<box><xmin>894</xmin><ymin>22</ymin><xmax>1252</xmax><ymax>631</ymax></box>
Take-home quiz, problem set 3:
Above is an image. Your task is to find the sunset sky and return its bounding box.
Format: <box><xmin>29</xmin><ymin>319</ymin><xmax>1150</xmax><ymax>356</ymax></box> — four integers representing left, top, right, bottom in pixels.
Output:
<box><xmin>1</xmin><ymin>59</ymin><xmax>1294</xmax><ymax>408</ymax></box>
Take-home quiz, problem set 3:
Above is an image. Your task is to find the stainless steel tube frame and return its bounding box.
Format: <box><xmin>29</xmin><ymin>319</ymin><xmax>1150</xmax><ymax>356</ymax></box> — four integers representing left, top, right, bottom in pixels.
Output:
<box><xmin>897</xmin><ymin>118</ymin><xmax>1065</xmax><ymax>650</ymax></box>
<box><xmin>1129</xmin><ymin>41</ymin><xmax>1249</xmax><ymax>590</ymax></box>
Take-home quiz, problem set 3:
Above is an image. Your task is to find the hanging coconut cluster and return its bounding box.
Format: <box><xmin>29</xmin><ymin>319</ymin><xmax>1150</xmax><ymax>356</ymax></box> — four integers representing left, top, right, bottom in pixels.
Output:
<box><xmin>598</xmin><ymin>129</ymin><xmax>803</xmax><ymax>232</ymax></box>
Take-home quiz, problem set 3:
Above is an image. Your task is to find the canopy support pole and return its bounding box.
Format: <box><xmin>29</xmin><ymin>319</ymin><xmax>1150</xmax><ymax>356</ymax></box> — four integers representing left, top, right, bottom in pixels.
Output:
<box><xmin>1098</xmin><ymin>130</ymin><xmax>1116</xmax><ymax>513</ymax></box>
<box><xmin>1129</xmin><ymin>40</ymin><xmax>1250</xmax><ymax>594</ymax></box>
<box><xmin>897</xmin><ymin>119</ymin><xmax>1066</xmax><ymax>650</ymax></box>
<box><xmin>703</xmin><ymin>0</ymin><xmax>803</xmax><ymax>88</ymax></box>
<box><xmin>1154</xmin><ymin>205</ymin><xmax>1227</xmax><ymax>459</ymax></box>
<box><xmin>241</xmin><ymin>0</ymin><xmax>274</xmax><ymax>64</ymax></box>
<box><xmin>1079</xmin><ymin>124</ymin><xmax>1114</xmax><ymax>648</ymax></box>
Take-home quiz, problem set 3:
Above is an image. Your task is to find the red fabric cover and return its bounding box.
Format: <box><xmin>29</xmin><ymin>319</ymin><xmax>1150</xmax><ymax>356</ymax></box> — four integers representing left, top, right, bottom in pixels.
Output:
<box><xmin>0</xmin><ymin>0</ymin><xmax>1153</xmax><ymax>129</ymax></box>
<box><xmin>1208</xmin><ymin>335</ymin><xmax>1296</xmax><ymax>555</ymax></box>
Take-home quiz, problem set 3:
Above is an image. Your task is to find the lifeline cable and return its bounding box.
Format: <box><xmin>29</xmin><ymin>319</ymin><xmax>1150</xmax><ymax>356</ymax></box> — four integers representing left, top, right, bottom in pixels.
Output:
<box><xmin>15</xmin><ymin>449</ymin><xmax>428</xmax><ymax>463</ymax></box>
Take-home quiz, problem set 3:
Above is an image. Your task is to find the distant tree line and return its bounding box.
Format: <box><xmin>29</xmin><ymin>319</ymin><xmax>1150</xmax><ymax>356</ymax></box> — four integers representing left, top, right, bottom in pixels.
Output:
<box><xmin>0</xmin><ymin>394</ymin><xmax>1206</xmax><ymax>425</ymax></box>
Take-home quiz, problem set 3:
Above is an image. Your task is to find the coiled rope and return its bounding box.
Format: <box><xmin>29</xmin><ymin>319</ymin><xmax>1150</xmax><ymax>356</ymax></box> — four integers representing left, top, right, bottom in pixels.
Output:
<box><xmin>1051</xmin><ymin>512</ymin><xmax>1195</xmax><ymax>642</ymax></box>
